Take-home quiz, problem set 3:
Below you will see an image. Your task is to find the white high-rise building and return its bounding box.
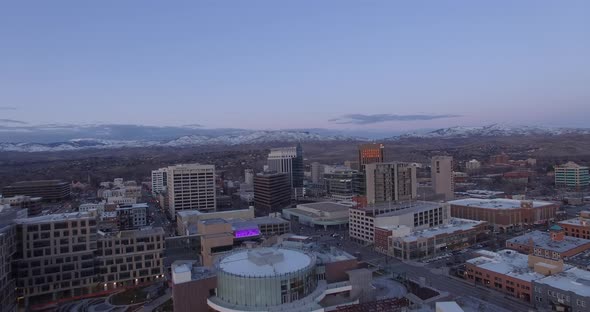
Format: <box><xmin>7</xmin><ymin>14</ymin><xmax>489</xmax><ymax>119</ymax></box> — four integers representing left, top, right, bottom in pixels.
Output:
<box><xmin>465</xmin><ymin>159</ymin><xmax>481</xmax><ymax>171</ymax></box>
<box><xmin>244</xmin><ymin>169</ymin><xmax>254</xmax><ymax>186</ymax></box>
<box><xmin>432</xmin><ymin>156</ymin><xmax>455</xmax><ymax>200</ymax></box>
<box><xmin>266</xmin><ymin>144</ymin><xmax>303</xmax><ymax>188</ymax></box>
<box><xmin>166</xmin><ymin>164</ymin><xmax>216</xmax><ymax>216</ymax></box>
<box><xmin>151</xmin><ymin>167</ymin><xmax>168</xmax><ymax>195</ymax></box>
<box><xmin>311</xmin><ymin>162</ymin><xmax>323</xmax><ymax>185</ymax></box>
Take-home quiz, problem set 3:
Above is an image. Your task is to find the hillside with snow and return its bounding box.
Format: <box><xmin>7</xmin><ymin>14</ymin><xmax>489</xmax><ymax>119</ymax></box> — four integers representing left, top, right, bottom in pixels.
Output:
<box><xmin>389</xmin><ymin>124</ymin><xmax>590</xmax><ymax>140</ymax></box>
<box><xmin>0</xmin><ymin>130</ymin><xmax>363</xmax><ymax>152</ymax></box>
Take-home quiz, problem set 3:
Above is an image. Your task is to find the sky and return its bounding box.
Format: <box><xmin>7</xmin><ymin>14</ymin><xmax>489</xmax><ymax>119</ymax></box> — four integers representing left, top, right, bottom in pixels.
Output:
<box><xmin>0</xmin><ymin>1</ymin><xmax>588</xmax><ymax>131</ymax></box>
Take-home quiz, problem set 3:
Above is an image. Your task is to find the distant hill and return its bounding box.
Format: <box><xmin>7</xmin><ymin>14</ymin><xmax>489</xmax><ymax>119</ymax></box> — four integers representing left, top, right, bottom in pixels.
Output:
<box><xmin>387</xmin><ymin>124</ymin><xmax>590</xmax><ymax>140</ymax></box>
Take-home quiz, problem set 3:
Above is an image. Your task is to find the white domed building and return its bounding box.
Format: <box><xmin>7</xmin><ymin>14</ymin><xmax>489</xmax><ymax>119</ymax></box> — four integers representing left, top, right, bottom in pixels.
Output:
<box><xmin>207</xmin><ymin>247</ymin><xmax>364</xmax><ymax>312</ymax></box>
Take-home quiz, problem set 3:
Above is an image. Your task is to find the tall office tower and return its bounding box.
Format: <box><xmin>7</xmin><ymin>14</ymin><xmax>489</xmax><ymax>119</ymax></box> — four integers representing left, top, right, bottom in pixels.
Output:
<box><xmin>14</xmin><ymin>212</ymin><xmax>98</xmax><ymax>307</ymax></box>
<box><xmin>151</xmin><ymin>167</ymin><xmax>168</xmax><ymax>195</ymax></box>
<box><xmin>358</xmin><ymin>143</ymin><xmax>385</xmax><ymax>171</ymax></box>
<box><xmin>310</xmin><ymin>162</ymin><xmax>323</xmax><ymax>185</ymax></box>
<box><xmin>431</xmin><ymin>156</ymin><xmax>455</xmax><ymax>200</ymax></box>
<box><xmin>365</xmin><ymin>162</ymin><xmax>417</xmax><ymax>204</ymax></box>
<box><xmin>324</xmin><ymin>168</ymin><xmax>365</xmax><ymax>201</ymax></box>
<box><xmin>166</xmin><ymin>164</ymin><xmax>216</xmax><ymax>217</ymax></box>
<box><xmin>244</xmin><ymin>169</ymin><xmax>254</xmax><ymax>186</ymax></box>
<box><xmin>266</xmin><ymin>143</ymin><xmax>304</xmax><ymax>189</ymax></box>
<box><xmin>0</xmin><ymin>206</ymin><xmax>25</xmax><ymax>312</ymax></box>
<box><xmin>253</xmin><ymin>172</ymin><xmax>291</xmax><ymax>213</ymax></box>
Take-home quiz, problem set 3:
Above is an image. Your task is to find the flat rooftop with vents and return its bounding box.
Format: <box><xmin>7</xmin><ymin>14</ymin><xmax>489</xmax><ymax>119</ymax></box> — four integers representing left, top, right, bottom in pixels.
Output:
<box><xmin>449</xmin><ymin>198</ymin><xmax>554</xmax><ymax>209</ymax></box>
<box><xmin>467</xmin><ymin>249</ymin><xmax>547</xmax><ymax>282</ymax></box>
<box><xmin>506</xmin><ymin>230</ymin><xmax>590</xmax><ymax>257</ymax></box>
<box><xmin>535</xmin><ymin>267</ymin><xmax>590</xmax><ymax>298</ymax></box>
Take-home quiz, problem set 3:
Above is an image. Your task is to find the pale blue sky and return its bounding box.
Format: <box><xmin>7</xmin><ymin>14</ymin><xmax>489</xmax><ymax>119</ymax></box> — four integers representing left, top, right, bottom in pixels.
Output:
<box><xmin>0</xmin><ymin>1</ymin><xmax>588</xmax><ymax>130</ymax></box>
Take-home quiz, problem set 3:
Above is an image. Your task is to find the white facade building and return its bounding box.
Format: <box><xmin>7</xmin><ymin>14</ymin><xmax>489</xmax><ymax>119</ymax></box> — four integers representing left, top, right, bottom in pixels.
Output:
<box><xmin>349</xmin><ymin>201</ymin><xmax>450</xmax><ymax>244</ymax></box>
<box><xmin>167</xmin><ymin>164</ymin><xmax>216</xmax><ymax>216</ymax></box>
<box><xmin>151</xmin><ymin>167</ymin><xmax>168</xmax><ymax>195</ymax></box>
<box><xmin>310</xmin><ymin>162</ymin><xmax>323</xmax><ymax>185</ymax></box>
<box><xmin>466</xmin><ymin>159</ymin><xmax>481</xmax><ymax>171</ymax></box>
<box><xmin>244</xmin><ymin>169</ymin><xmax>254</xmax><ymax>186</ymax></box>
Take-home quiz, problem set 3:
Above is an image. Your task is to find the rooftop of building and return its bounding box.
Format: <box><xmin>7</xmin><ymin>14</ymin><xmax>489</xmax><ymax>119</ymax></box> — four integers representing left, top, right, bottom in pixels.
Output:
<box><xmin>117</xmin><ymin>203</ymin><xmax>148</xmax><ymax>209</ymax></box>
<box><xmin>564</xmin><ymin>249</ymin><xmax>590</xmax><ymax>269</ymax></box>
<box><xmin>506</xmin><ymin>230</ymin><xmax>590</xmax><ymax>253</ymax></box>
<box><xmin>466</xmin><ymin>249</ymin><xmax>546</xmax><ymax>282</ymax></box>
<box><xmin>376</xmin><ymin>201</ymin><xmax>445</xmax><ymax>217</ymax></box>
<box><xmin>255</xmin><ymin>171</ymin><xmax>288</xmax><ymax>177</ymax></box>
<box><xmin>171</xmin><ymin>260</ymin><xmax>216</xmax><ymax>284</ymax></box>
<box><xmin>555</xmin><ymin>161</ymin><xmax>588</xmax><ymax>169</ymax></box>
<box><xmin>167</xmin><ymin>163</ymin><xmax>214</xmax><ymax>169</ymax></box>
<box><xmin>98</xmin><ymin>227</ymin><xmax>165</xmax><ymax>238</ymax></box>
<box><xmin>250</xmin><ymin>216</ymin><xmax>290</xmax><ymax>225</ymax></box>
<box><xmin>558</xmin><ymin>217</ymin><xmax>590</xmax><ymax>227</ymax></box>
<box><xmin>395</xmin><ymin>219</ymin><xmax>486</xmax><ymax>242</ymax></box>
<box><xmin>15</xmin><ymin>211</ymin><xmax>93</xmax><ymax>224</ymax></box>
<box><xmin>218</xmin><ymin>247</ymin><xmax>314</xmax><ymax>277</ymax></box>
<box><xmin>283</xmin><ymin>207</ymin><xmax>349</xmax><ymax>224</ymax></box>
<box><xmin>297</xmin><ymin>202</ymin><xmax>351</xmax><ymax>212</ymax></box>
<box><xmin>535</xmin><ymin>267</ymin><xmax>590</xmax><ymax>297</ymax></box>
<box><xmin>0</xmin><ymin>195</ymin><xmax>43</xmax><ymax>201</ymax></box>
<box><xmin>449</xmin><ymin>198</ymin><xmax>554</xmax><ymax>209</ymax></box>
<box><xmin>176</xmin><ymin>207</ymin><xmax>253</xmax><ymax>218</ymax></box>
<box><xmin>118</xmin><ymin>227</ymin><xmax>165</xmax><ymax>238</ymax></box>
<box><xmin>0</xmin><ymin>205</ymin><xmax>27</xmax><ymax>228</ymax></box>
<box><xmin>201</xmin><ymin>218</ymin><xmax>228</xmax><ymax>225</ymax></box>
<box><xmin>5</xmin><ymin>179</ymin><xmax>69</xmax><ymax>187</ymax></box>
<box><xmin>310</xmin><ymin>246</ymin><xmax>356</xmax><ymax>264</ymax></box>
<box><xmin>436</xmin><ymin>302</ymin><xmax>464</xmax><ymax>312</ymax></box>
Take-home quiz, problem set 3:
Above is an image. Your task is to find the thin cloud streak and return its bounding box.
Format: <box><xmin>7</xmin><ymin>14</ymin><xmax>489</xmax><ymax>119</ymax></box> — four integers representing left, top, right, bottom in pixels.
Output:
<box><xmin>329</xmin><ymin>114</ymin><xmax>462</xmax><ymax>125</ymax></box>
<box><xmin>0</xmin><ymin>119</ymin><xmax>27</xmax><ymax>124</ymax></box>
<box><xmin>0</xmin><ymin>106</ymin><xmax>17</xmax><ymax>110</ymax></box>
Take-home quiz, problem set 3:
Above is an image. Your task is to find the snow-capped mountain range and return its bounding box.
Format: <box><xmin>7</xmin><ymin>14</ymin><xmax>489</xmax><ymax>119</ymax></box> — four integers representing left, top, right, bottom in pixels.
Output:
<box><xmin>1</xmin><ymin>124</ymin><xmax>589</xmax><ymax>152</ymax></box>
<box><xmin>0</xmin><ymin>130</ymin><xmax>362</xmax><ymax>152</ymax></box>
<box><xmin>389</xmin><ymin>124</ymin><xmax>590</xmax><ymax>140</ymax></box>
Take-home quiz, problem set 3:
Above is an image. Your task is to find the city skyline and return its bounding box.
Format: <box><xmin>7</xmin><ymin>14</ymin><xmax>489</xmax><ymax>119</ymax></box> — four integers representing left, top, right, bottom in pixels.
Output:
<box><xmin>1</xmin><ymin>1</ymin><xmax>589</xmax><ymax>130</ymax></box>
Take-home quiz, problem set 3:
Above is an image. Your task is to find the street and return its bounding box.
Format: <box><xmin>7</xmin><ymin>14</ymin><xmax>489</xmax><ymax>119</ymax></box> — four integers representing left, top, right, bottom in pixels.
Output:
<box><xmin>141</xmin><ymin>191</ymin><xmax>176</xmax><ymax>236</ymax></box>
<box><xmin>295</xmin><ymin>224</ymin><xmax>534</xmax><ymax>312</ymax></box>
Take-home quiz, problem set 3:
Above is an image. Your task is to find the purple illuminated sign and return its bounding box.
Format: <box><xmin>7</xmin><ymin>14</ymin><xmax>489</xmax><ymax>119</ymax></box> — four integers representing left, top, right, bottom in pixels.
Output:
<box><xmin>234</xmin><ymin>228</ymin><xmax>260</xmax><ymax>238</ymax></box>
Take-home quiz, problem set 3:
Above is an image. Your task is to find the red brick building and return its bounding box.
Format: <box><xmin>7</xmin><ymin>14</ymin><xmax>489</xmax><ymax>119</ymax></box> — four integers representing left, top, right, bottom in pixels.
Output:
<box><xmin>325</xmin><ymin>258</ymin><xmax>359</xmax><ymax>283</ymax></box>
<box><xmin>505</xmin><ymin>225</ymin><xmax>590</xmax><ymax>260</ymax></box>
<box><xmin>490</xmin><ymin>153</ymin><xmax>510</xmax><ymax>165</ymax></box>
<box><xmin>465</xmin><ymin>250</ymin><xmax>539</xmax><ymax>303</ymax></box>
<box><xmin>558</xmin><ymin>211</ymin><xmax>590</xmax><ymax>239</ymax></box>
<box><xmin>449</xmin><ymin>198</ymin><xmax>558</xmax><ymax>231</ymax></box>
<box><xmin>374</xmin><ymin>226</ymin><xmax>392</xmax><ymax>253</ymax></box>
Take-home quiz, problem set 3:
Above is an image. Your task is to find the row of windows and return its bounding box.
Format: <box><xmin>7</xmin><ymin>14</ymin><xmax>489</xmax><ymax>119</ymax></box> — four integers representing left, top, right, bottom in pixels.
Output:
<box><xmin>25</xmin><ymin>220</ymin><xmax>94</xmax><ymax>232</ymax></box>
<box><xmin>23</xmin><ymin>244</ymin><xmax>95</xmax><ymax>258</ymax></box>
<box><xmin>26</xmin><ymin>228</ymin><xmax>92</xmax><ymax>239</ymax></box>
<box><xmin>96</xmin><ymin>243</ymin><xmax>162</xmax><ymax>256</ymax></box>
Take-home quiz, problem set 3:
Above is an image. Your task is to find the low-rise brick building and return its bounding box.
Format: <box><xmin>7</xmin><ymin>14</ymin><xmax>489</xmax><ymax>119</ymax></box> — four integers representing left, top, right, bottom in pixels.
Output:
<box><xmin>506</xmin><ymin>225</ymin><xmax>590</xmax><ymax>260</ymax></box>
<box><xmin>559</xmin><ymin>211</ymin><xmax>590</xmax><ymax>239</ymax></box>
<box><xmin>466</xmin><ymin>250</ymin><xmax>544</xmax><ymax>303</ymax></box>
<box><xmin>449</xmin><ymin>198</ymin><xmax>558</xmax><ymax>232</ymax></box>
